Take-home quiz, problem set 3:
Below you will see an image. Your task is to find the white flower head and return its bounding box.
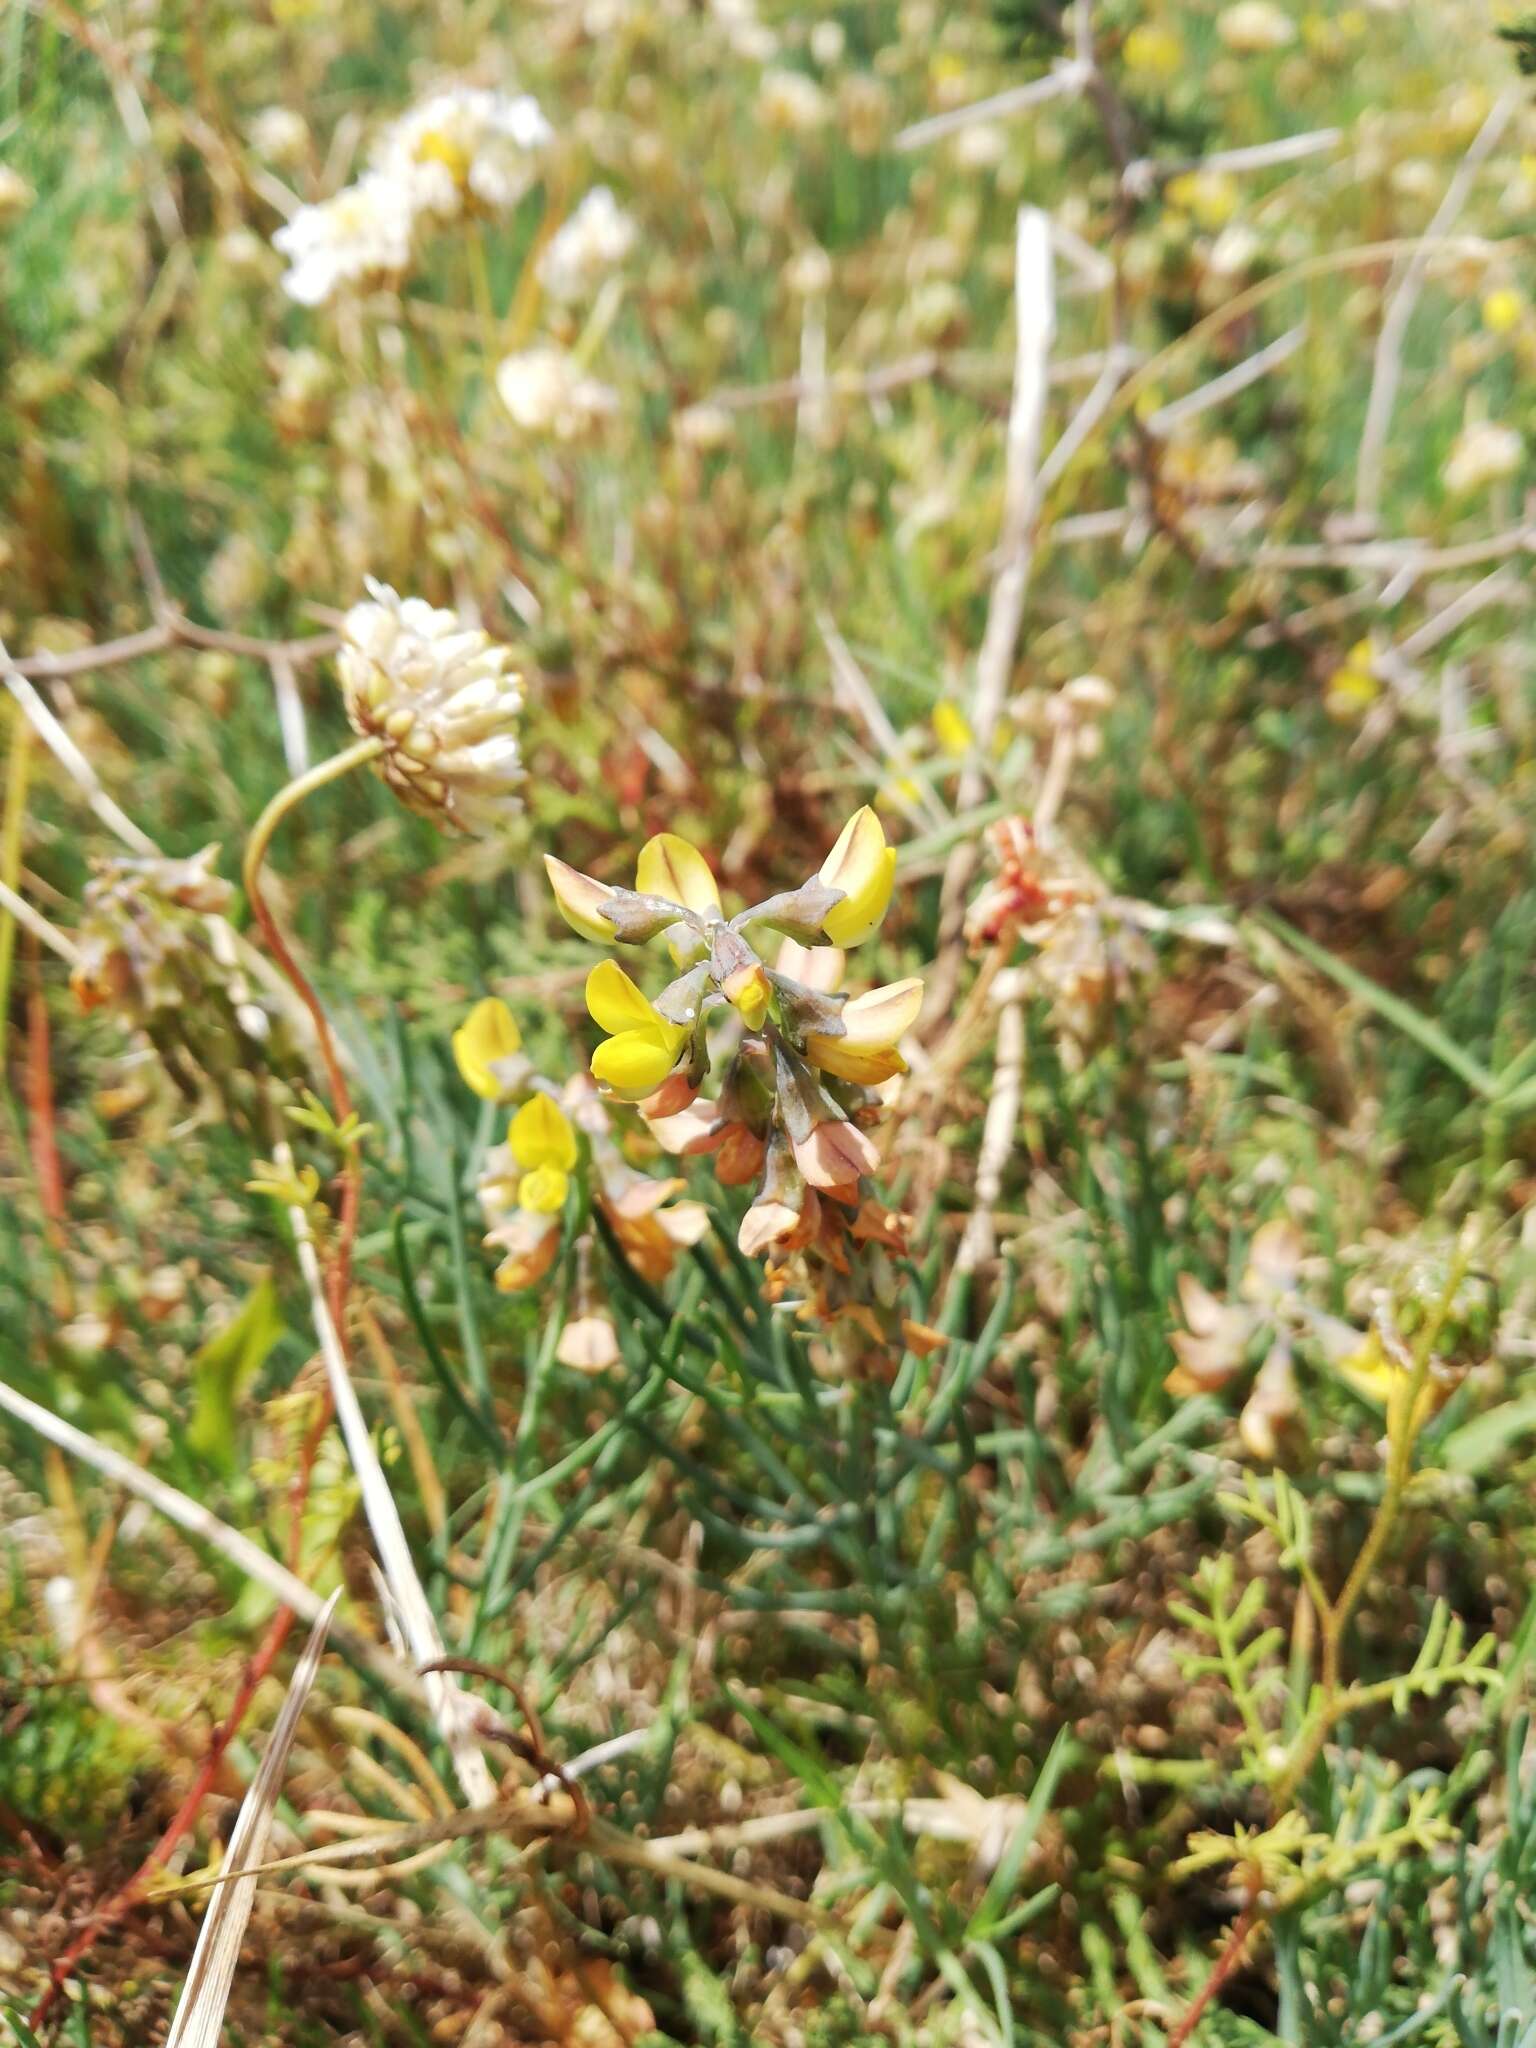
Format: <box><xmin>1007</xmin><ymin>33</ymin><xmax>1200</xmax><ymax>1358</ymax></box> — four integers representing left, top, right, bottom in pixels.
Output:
<box><xmin>495</xmin><ymin>347</ymin><xmax>618</xmax><ymax>440</ymax></box>
<box><xmin>1216</xmin><ymin>1</ymin><xmax>1296</xmax><ymax>52</ymax></box>
<box><xmin>0</xmin><ymin>165</ymin><xmax>36</xmax><ymax>222</ymax></box>
<box><xmin>538</xmin><ymin>186</ymin><xmax>638</xmax><ymax>302</ymax></box>
<box><xmin>249</xmin><ymin>106</ymin><xmax>310</xmax><ymax>168</ymax></box>
<box><xmin>272</xmin><ymin>172</ymin><xmax>416</xmax><ymax>305</ymax></box>
<box><xmin>338</xmin><ymin>579</ymin><xmax>524</xmax><ymax>833</ymax></box>
<box><xmin>377</xmin><ymin>86</ymin><xmax>552</xmax><ymax>220</ymax></box>
<box><xmin>1442</xmin><ymin>420</ymin><xmax>1523</xmax><ymax>496</ymax></box>
<box><xmin>758</xmin><ymin>68</ymin><xmax>830</xmax><ymax>133</ymax></box>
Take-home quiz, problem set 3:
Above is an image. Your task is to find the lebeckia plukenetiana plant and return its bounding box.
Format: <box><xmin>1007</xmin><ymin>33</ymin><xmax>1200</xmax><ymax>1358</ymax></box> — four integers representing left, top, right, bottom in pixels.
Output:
<box><xmin>545</xmin><ymin>810</ymin><xmax>919</xmax><ymax>1260</ymax></box>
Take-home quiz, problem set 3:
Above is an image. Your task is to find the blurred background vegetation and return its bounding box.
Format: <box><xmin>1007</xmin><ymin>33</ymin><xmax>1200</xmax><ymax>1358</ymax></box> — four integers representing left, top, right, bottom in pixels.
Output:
<box><xmin>3</xmin><ymin>0</ymin><xmax>1536</xmax><ymax>2041</ymax></box>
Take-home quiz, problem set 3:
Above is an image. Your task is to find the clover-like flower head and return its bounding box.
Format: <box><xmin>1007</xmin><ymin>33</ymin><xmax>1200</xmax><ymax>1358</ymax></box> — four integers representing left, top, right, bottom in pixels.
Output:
<box><xmin>338</xmin><ymin>579</ymin><xmax>524</xmax><ymax>833</ymax></box>
<box><xmin>545</xmin><ymin>811</ymin><xmax>916</xmax><ymax>1257</ymax></box>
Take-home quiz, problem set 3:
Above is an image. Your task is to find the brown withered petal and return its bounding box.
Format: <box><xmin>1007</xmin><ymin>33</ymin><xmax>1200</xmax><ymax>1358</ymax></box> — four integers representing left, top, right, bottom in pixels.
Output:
<box><xmin>716</xmin><ymin>1126</ymin><xmax>767</xmax><ymax>1186</ymax></box>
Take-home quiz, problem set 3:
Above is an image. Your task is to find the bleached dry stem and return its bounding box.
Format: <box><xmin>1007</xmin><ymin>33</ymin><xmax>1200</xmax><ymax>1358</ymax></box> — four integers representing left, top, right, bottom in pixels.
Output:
<box><xmin>0</xmin><ymin>640</ymin><xmax>160</xmax><ymax>856</ymax></box>
<box><xmin>0</xmin><ymin>879</ymin><xmax>80</xmax><ymax>968</ymax></box>
<box><xmin>282</xmin><ymin>1152</ymin><xmax>498</xmax><ymax>1808</ymax></box>
<box><xmin>1354</xmin><ymin>89</ymin><xmax>1519</xmax><ymax>523</ymax></box>
<box><xmin>956</xmin><ymin>995</ymin><xmax>1026</xmax><ymax>1275</ymax></box>
<box><xmin>164</xmin><ymin>1596</ymin><xmax>338</xmax><ymax>2048</ymax></box>
<box><xmin>894</xmin><ymin>62</ymin><xmax>1088</xmax><ymax>153</ymax></box>
<box><xmin>925</xmin><ymin>207</ymin><xmax>1055</xmax><ymax>1024</ymax></box>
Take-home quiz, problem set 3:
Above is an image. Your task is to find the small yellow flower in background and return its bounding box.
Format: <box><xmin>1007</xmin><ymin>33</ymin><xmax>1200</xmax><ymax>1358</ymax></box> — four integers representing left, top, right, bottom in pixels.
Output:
<box><xmin>1324</xmin><ymin>639</ymin><xmax>1381</xmax><ymax>722</ymax></box>
<box><xmin>452</xmin><ymin>998</ymin><xmax>525</xmax><ymax>1102</ymax></box>
<box><xmin>1482</xmin><ymin>288</ymin><xmax>1525</xmax><ymax>336</ymax></box>
<box><xmin>1122</xmin><ymin>23</ymin><xmax>1184</xmax><ymax>78</ymax></box>
<box><xmin>586</xmin><ymin>961</ymin><xmax>691</xmax><ymax>1099</ymax></box>
<box><xmin>931</xmin><ymin>701</ymin><xmax>974</xmax><ymax>756</ymax></box>
<box><xmin>508</xmin><ymin>1094</ymin><xmax>577</xmax><ymax>1212</ymax></box>
<box><xmin>1166</xmin><ymin>171</ymin><xmax>1240</xmax><ymax>231</ymax></box>
<box><xmin>818</xmin><ymin>807</ymin><xmax>897</xmax><ymax>946</ymax></box>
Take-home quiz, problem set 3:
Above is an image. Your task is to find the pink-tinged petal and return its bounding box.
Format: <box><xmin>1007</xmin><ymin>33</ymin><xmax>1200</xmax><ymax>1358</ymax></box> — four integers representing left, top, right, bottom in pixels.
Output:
<box><xmin>646</xmin><ymin>1100</ymin><xmax>727</xmax><ymax>1156</ymax></box>
<box><xmin>608</xmin><ymin>1175</ymin><xmax>688</xmax><ymax>1219</ymax></box>
<box><xmin>557</xmin><ymin>1314</ymin><xmax>622</xmax><ymax>1372</ymax></box>
<box><xmin>792</xmin><ymin>1118</ymin><xmax>880</xmax><ymax>1190</ymax></box>
<box><xmin>658</xmin><ymin>1200</ymin><xmax>712</xmax><ymax>1248</ymax></box>
<box><xmin>775</xmin><ymin>936</ymin><xmax>845</xmax><ymax>992</ymax></box>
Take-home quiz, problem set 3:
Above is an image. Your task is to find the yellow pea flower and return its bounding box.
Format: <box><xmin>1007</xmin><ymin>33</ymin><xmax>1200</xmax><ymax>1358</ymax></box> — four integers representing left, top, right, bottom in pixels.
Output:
<box><xmin>818</xmin><ymin>807</ymin><xmax>897</xmax><ymax>947</ymax></box>
<box><xmin>453</xmin><ymin>998</ymin><xmax>523</xmax><ymax>1102</ymax></box>
<box><xmin>1483</xmin><ymin>289</ymin><xmax>1524</xmax><ymax>335</ymax></box>
<box><xmin>586</xmin><ymin>960</ymin><xmax>691</xmax><ymax>1100</ymax></box>
<box><xmin>508</xmin><ymin>1092</ymin><xmax>578</xmax><ymax>1215</ymax></box>
<box><xmin>804</xmin><ymin>976</ymin><xmax>924</xmax><ymax>1084</ymax></box>
<box><xmin>931</xmin><ymin>702</ymin><xmax>974</xmax><ymax>756</ymax></box>
<box><xmin>635</xmin><ymin>833</ymin><xmax>722</xmax><ymax>917</ymax></box>
<box><xmin>1123</xmin><ymin>23</ymin><xmax>1183</xmax><ymax>77</ymax></box>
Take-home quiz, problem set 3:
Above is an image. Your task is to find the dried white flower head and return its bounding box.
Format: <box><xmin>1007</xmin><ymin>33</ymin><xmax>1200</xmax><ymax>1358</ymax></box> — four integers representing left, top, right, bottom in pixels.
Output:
<box><xmin>673</xmin><ymin>401</ymin><xmax>735</xmax><ymax>451</ymax></box>
<box><xmin>758</xmin><ymin>68</ymin><xmax>830</xmax><ymax>132</ymax></box>
<box><xmin>1216</xmin><ymin>1</ymin><xmax>1296</xmax><ymax>52</ymax></box>
<box><xmin>0</xmin><ymin>165</ymin><xmax>35</xmax><ymax>222</ymax></box>
<box><xmin>337</xmin><ymin>579</ymin><xmax>524</xmax><ymax>833</ymax></box>
<box><xmin>1442</xmin><ymin>420</ymin><xmax>1523</xmax><ymax>496</ymax></box>
<box><xmin>249</xmin><ymin>106</ymin><xmax>310</xmax><ymax>168</ymax></box>
<box><xmin>495</xmin><ymin>347</ymin><xmax>619</xmax><ymax>439</ymax></box>
<box><xmin>377</xmin><ymin>86</ymin><xmax>551</xmax><ymax>219</ymax></box>
<box><xmin>538</xmin><ymin>186</ymin><xmax>638</xmax><ymax>301</ymax></box>
<box><xmin>272</xmin><ymin>173</ymin><xmax>416</xmax><ymax>306</ymax></box>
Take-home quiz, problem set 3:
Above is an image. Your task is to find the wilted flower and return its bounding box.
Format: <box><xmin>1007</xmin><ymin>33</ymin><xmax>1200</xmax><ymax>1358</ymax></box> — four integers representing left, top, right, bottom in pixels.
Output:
<box><xmin>496</xmin><ymin>347</ymin><xmax>619</xmax><ymax>439</ymax></box>
<box><xmin>71</xmin><ymin>847</ymin><xmax>235</xmax><ymax>1018</ymax></box>
<box><xmin>1442</xmin><ymin>419</ymin><xmax>1522</xmax><ymax>495</ymax></box>
<box><xmin>539</xmin><ymin>186</ymin><xmax>637</xmax><ymax>301</ymax></box>
<box><xmin>376</xmin><ymin>85</ymin><xmax>551</xmax><ymax>218</ymax></box>
<box><xmin>249</xmin><ymin>106</ymin><xmax>310</xmax><ymax>167</ymax></box>
<box><xmin>1216</xmin><ymin>2</ymin><xmax>1296</xmax><ymax>53</ymax></box>
<box><xmin>673</xmin><ymin>401</ymin><xmax>735</xmax><ymax>451</ymax></box>
<box><xmin>547</xmin><ymin>810</ymin><xmax>914</xmax><ymax>1256</ymax></box>
<box><xmin>965</xmin><ymin>817</ymin><xmax>1098</xmax><ymax>948</ymax></box>
<box><xmin>758</xmin><ymin>68</ymin><xmax>830</xmax><ymax>132</ymax></box>
<box><xmin>337</xmin><ymin>579</ymin><xmax>524</xmax><ymax>832</ymax></box>
<box><xmin>0</xmin><ymin>165</ymin><xmax>38</xmax><ymax>221</ymax></box>
<box><xmin>273</xmin><ymin>172</ymin><xmax>417</xmax><ymax>306</ymax></box>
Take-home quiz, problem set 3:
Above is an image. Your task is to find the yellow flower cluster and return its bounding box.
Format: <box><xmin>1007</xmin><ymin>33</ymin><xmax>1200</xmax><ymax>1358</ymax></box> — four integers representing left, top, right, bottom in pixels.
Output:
<box><xmin>545</xmin><ymin>807</ymin><xmax>918</xmax><ymax>1259</ymax></box>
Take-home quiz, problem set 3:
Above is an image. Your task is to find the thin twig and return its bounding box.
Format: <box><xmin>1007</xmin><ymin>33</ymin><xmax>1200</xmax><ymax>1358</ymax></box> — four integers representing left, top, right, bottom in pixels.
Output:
<box><xmin>1145</xmin><ymin>326</ymin><xmax>1305</xmax><ymax>437</ymax></box>
<box><xmin>1354</xmin><ymin>89</ymin><xmax>1519</xmax><ymax>522</ymax></box>
<box><xmin>894</xmin><ymin>61</ymin><xmax>1089</xmax><ymax>153</ymax></box>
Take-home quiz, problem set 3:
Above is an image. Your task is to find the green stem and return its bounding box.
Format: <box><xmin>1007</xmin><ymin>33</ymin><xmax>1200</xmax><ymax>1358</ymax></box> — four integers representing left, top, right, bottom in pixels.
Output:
<box><xmin>242</xmin><ymin>733</ymin><xmax>384</xmax><ymax>1327</ymax></box>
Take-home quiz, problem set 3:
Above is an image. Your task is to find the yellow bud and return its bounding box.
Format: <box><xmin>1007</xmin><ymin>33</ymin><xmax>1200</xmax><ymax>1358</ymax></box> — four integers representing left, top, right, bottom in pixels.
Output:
<box><xmin>818</xmin><ymin>807</ymin><xmax>897</xmax><ymax>947</ymax></box>
<box><xmin>545</xmin><ymin>855</ymin><xmax>621</xmax><ymax>943</ymax></box>
<box><xmin>452</xmin><ymin>997</ymin><xmax>523</xmax><ymax>1102</ymax></box>
<box><xmin>722</xmin><ymin>960</ymin><xmax>771</xmax><ymax>1030</ymax></box>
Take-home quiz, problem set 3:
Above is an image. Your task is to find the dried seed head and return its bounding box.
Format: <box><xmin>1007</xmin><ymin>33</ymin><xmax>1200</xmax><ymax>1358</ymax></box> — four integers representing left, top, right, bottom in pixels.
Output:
<box><xmin>337</xmin><ymin>579</ymin><xmax>524</xmax><ymax>834</ymax></box>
